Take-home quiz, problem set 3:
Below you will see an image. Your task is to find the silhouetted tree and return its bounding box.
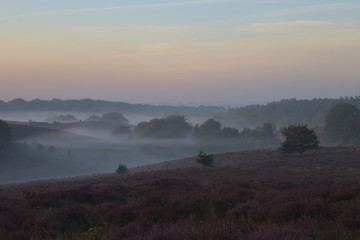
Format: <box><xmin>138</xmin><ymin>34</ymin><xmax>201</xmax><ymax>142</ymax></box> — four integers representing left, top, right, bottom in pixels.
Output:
<box><xmin>196</xmin><ymin>150</ymin><xmax>214</xmax><ymax>167</ymax></box>
<box><xmin>280</xmin><ymin>124</ymin><xmax>319</xmax><ymax>155</ymax></box>
<box><xmin>112</xmin><ymin>126</ymin><xmax>132</xmax><ymax>136</ymax></box>
<box><xmin>115</xmin><ymin>164</ymin><xmax>129</xmax><ymax>174</ymax></box>
<box><xmin>259</xmin><ymin>122</ymin><xmax>278</xmax><ymax>146</ymax></box>
<box><xmin>134</xmin><ymin>115</ymin><xmax>192</xmax><ymax>138</ymax></box>
<box><xmin>341</xmin><ymin>113</ymin><xmax>360</xmax><ymax>146</ymax></box>
<box><xmin>102</xmin><ymin>112</ymin><xmax>129</xmax><ymax>123</ymax></box>
<box><xmin>86</xmin><ymin>114</ymin><xmax>101</xmax><ymax>121</ymax></box>
<box><xmin>194</xmin><ymin>119</ymin><xmax>221</xmax><ymax>138</ymax></box>
<box><xmin>325</xmin><ymin>103</ymin><xmax>360</xmax><ymax>142</ymax></box>
<box><xmin>0</xmin><ymin>120</ymin><xmax>11</xmax><ymax>158</ymax></box>
<box><xmin>219</xmin><ymin>127</ymin><xmax>240</xmax><ymax>138</ymax></box>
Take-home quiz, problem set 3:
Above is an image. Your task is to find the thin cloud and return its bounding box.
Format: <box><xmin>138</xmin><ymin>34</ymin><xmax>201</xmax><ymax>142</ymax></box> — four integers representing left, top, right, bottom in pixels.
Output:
<box><xmin>142</xmin><ymin>41</ymin><xmax>185</xmax><ymax>52</ymax></box>
<box><xmin>254</xmin><ymin>20</ymin><xmax>333</xmax><ymax>27</ymax></box>
<box><xmin>5</xmin><ymin>0</ymin><xmax>229</xmax><ymax>19</ymax></box>
<box><xmin>235</xmin><ymin>20</ymin><xmax>335</xmax><ymax>33</ymax></box>
<box><xmin>251</xmin><ymin>3</ymin><xmax>360</xmax><ymax>18</ymax></box>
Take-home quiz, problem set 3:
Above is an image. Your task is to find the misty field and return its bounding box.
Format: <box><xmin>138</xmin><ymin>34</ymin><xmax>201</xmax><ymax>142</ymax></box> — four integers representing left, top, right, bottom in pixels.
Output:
<box><xmin>1</xmin><ymin>146</ymin><xmax>360</xmax><ymax>239</ymax></box>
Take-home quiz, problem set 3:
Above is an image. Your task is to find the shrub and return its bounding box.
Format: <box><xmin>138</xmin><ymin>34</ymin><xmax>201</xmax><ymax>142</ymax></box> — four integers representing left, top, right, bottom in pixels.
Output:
<box><xmin>196</xmin><ymin>150</ymin><xmax>214</xmax><ymax>167</ymax></box>
<box><xmin>115</xmin><ymin>164</ymin><xmax>129</xmax><ymax>174</ymax></box>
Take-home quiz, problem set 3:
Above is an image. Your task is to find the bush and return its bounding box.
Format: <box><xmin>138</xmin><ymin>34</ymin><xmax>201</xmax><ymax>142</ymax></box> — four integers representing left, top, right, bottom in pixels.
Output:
<box><xmin>196</xmin><ymin>150</ymin><xmax>214</xmax><ymax>167</ymax></box>
<box><xmin>115</xmin><ymin>164</ymin><xmax>129</xmax><ymax>174</ymax></box>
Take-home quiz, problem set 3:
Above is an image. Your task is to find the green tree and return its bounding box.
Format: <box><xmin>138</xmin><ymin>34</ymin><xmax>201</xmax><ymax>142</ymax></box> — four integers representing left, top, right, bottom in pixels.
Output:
<box><xmin>194</xmin><ymin>119</ymin><xmax>221</xmax><ymax>138</ymax></box>
<box><xmin>219</xmin><ymin>127</ymin><xmax>240</xmax><ymax>138</ymax></box>
<box><xmin>158</xmin><ymin>115</ymin><xmax>193</xmax><ymax>138</ymax></box>
<box><xmin>279</xmin><ymin>124</ymin><xmax>319</xmax><ymax>155</ymax></box>
<box><xmin>196</xmin><ymin>150</ymin><xmax>214</xmax><ymax>167</ymax></box>
<box><xmin>115</xmin><ymin>164</ymin><xmax>129</xmax><ymax>174</ymax></box>
<box><xmin>134</xmin><ymin>115</ymin><xmax>192</xmax><ymax>138</ymax></box>
<box><xmin>325</xmin><ymin>103</ymin><xmax>360</xmax><ymax>142</ymax></box>
<box><xmin>341</xmin><ymin>113</ymin><xmax>360</xmax><ymax>146</ymax></box>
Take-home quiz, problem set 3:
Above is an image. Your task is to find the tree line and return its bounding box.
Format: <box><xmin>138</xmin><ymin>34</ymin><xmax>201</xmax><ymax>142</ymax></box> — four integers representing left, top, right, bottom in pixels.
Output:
<box><xmin>0</xmin><ymin>98</ymin><xmax>225</xmax><ymax>114</ymax></box>
<box><xmin>112</xmin><ymin>115</ymin><xmax>280</xmax><ymax>149</ymax></box>
<box><xmin>221</xmin><ymin>96</ymin><xmax>360</xmax><ymax>128</ymax></box>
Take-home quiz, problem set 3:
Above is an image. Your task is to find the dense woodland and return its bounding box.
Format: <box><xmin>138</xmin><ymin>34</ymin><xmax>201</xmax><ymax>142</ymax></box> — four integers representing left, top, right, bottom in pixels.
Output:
<box><xmin>219</xmin><ymin>96</ymin><xmax>360</xmax><ymax>128</ymax></box>
<box><xmin>2</xmin><ymin>97</ymin><xmax>360</xmax><ymax>130</ymax></box>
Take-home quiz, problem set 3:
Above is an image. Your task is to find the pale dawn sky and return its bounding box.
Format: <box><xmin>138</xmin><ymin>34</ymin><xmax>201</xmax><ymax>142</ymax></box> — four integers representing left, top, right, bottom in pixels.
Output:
<box><xmin>1</xmin><ymin>0</ymin><xmax>359</xmax><ymax>106</ymax></box>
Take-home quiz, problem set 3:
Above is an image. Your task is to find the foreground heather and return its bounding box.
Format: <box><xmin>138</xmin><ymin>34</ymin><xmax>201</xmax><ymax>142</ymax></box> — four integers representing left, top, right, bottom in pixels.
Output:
<box><xmin>1</xmin><ymin>147</ymin><xmax>360</xmax><ymax>240</ymax></box>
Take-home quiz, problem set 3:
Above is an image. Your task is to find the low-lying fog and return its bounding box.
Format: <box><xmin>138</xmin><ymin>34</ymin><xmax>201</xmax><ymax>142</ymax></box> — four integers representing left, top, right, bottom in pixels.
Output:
<box><xmin>0</xmin><ymin>111</ymin><xmax>235</xmax><ymax>184</ymax></box>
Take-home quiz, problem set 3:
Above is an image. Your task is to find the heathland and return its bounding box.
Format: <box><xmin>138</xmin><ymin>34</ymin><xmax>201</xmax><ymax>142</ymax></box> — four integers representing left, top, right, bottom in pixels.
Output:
<box><xmin>1</xmin><ymin>146</ymin><xmax>360</xmax><ymax>239</ymax></box>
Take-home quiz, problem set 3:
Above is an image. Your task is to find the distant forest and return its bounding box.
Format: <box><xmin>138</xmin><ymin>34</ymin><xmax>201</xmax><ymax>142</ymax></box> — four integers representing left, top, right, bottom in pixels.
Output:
<box><xmin>2</xmin><ymin>97</ymin><xmax>360</xmax><ymax>128</ymax></box>
<box><xmin>218</xmin><ymin>96</ymin><xmax>360</xmax><ymax>128</ymax></box>
<box><xmin>0</xmin><ymin>98</ymin><xmax>225</xmax><ymax>114</ymax></box>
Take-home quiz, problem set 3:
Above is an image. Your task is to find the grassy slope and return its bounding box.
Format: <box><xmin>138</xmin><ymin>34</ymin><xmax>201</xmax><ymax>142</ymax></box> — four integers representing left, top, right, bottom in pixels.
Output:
<box><xmin>1</xmin><ymin>146</ymin><xmax>360</xmax><ymax>239</ymax></box>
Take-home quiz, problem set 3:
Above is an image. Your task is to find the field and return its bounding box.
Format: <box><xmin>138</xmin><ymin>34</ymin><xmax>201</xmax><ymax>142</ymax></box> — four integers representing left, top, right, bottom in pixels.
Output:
<box><xmin>1</xmin><ymin>146</ymin><xmax>360</xmax><ymax>239</ymax></box>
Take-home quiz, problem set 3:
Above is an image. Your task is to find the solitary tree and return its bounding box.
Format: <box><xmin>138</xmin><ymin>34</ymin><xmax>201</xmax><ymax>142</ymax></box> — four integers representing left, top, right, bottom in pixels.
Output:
<box><xmin>196</xmin><ymin>150</ymin><xmax>214</xmax><ymax>167</ymax></box>
<box><xmin>279</xmin><ymin>124</ymin><xmax>319</xmax><ymax>155</ymax></box>
<box><xmin>115</xmin><ymin>164</ymin><xmax>129</xmax><ymax>174</ymax></box>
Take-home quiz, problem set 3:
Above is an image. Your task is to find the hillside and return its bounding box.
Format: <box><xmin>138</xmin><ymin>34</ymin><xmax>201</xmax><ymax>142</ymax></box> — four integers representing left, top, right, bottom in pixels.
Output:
<box><xmin>1</xmin><ymin>147</ymin><xmax>360</xmax><ymax>239</ymax></box>
<box><xmin>7</xmin><ymin>122</ymin><xmax>95</xmax><ymax>141</ymax></box>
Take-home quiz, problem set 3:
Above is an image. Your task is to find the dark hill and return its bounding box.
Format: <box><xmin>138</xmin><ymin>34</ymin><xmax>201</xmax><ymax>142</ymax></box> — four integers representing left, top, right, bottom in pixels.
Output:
<box><xmin>7</xmin><ymin>122</ymin><xmax>95</xmax><ymax>141</ymax></box>
<box><xmin>1</xmin><ymin>147</ymin><xmax>360</xmax><ymax>239</ymax></box>
<box><xmin>0</xmin><ymin>98</ymin><xmax>225</xmax><ymax>114</ymax></box>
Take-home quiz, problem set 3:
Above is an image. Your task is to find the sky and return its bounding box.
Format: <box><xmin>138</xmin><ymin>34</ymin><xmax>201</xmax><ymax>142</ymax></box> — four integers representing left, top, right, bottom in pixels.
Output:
<box><xmin>1</xmin><ymin>0</ymin><xmax>359</xmax><ymax>107</ymax></box>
